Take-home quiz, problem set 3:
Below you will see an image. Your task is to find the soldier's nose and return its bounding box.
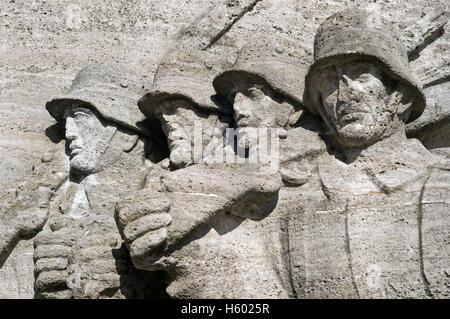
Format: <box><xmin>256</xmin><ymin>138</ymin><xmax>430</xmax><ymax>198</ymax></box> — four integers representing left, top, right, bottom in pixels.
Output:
<box><xmin>341</xmin><ymin>74</ymin><xmax>353</xmax><ymax>86</ymax></box>
<box><xmin>339</xmin><ymin>74</ymin><xmax>356</xmax><ymax>91</ymax></box>
<box><xmin>338</xmin><ymin>75</ymin><xmax>358</xmax><ymax>101</ymax></box>
<box><xmin>234</xmin><ymin>93</ymin><xmax>251</xmax><ymax>117</ymax></box>
<box><xmin>65</xmin><ymin>117</ymin><xmax>79</xmax><ymax>140</ymax></box>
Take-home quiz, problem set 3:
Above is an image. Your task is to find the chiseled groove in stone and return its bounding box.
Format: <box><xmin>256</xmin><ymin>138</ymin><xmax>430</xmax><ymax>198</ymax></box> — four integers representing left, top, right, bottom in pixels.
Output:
<box><xmin>363</xmin><ymin>167</ymin><xmax>395</xmax><ymax>194</ymax></box>
<box><xmin>203</xmin><ymin>0</ymin><xmax>262</xmax><ymax>50</ymax></box>
<box><xmin>344</xmin><ymin>201</ymin><xmax>360</xmax><ymax>298</ymax></box>
<box><xmin>407</xmin><ymin>9</ymin><xmax>448</xmax><ymax>60</ymax></box>
<box><xmin>423</xmin><ymin>73</ymin><xmax>450</xmax><ymax>89</ymax></box>
<box><xmin>417</xmin><ymin>168</ymin><xmax>434</xmax><ymax>298</ymax></box>
<box><xmin>319</xmin><ymin>177</ymin><xmax>331</xmax><ymax>200</ymax></box>
<box><xmin>33</xmin><ymin>245</ymin><xmax>71</xmax><ymax>261</ymax></box>
<box><xmin>281</xmin><ymin>216</ymin><xmax>297</xmax><ymax>298</ymax></box>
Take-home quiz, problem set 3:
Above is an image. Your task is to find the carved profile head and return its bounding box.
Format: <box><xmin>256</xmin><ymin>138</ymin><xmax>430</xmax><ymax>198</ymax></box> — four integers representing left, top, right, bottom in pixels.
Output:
<box><xmin>305</xmin><ymin>10</ymin><xmax>426</xmax><ymax>148</ymax></box>
<box><xmin>62</xmin><ymin>105</ymin><xmax>107</xmax><ymax>174</ymax></box>
<box><xmin>139</xmin><ymin>50</ymin><xmax>232</xmax><ymax>168</ymax></box>
<box><xmin>213</xmin><ymin>36</ymin><xmax>311</xmax><ymax>129</ymax></box>
<box><xmin>46</xmin><ymin>64</ymin><xmax>148</xmax><ymax>175</ymax></box>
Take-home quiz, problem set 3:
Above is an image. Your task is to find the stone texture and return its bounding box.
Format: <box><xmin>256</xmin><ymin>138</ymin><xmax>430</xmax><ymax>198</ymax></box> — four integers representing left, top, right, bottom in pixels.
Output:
<box><xmin>0</xmin><ymin>0</ymin><xmax>449</xmax><ymax>299</ymax></box>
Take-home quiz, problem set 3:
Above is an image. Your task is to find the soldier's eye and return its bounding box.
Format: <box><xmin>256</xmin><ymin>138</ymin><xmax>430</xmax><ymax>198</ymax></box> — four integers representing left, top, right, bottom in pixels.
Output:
<box><xmin>73</xmin><ymin>112</ymin><xmax>90</xmax><ymax>120</ymax></box>
<box><xmin>160</xmin><ymin>107</ymin><xmax>174</xmax><ymax>116</ymax></box>
<box><xmin>358</xmin><ymin>74</ymin><xmax>372</xmax><ymax>83</ymax></box>
<box><xmin>247</xmin><ymin>88</ymin><xmax>264</xmax><ymax>99</ymax></box>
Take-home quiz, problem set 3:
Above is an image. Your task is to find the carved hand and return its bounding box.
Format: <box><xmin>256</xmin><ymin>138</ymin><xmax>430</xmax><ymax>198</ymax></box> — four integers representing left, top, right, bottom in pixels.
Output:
<box><xmin>161</xmin><ymin>163</ymin><xmax>282</xmax><ymax>220</ymax></box>
<box><xmin>115</xmin><ymin>191</ymin><xmax>172</xmax><ymax>270</ymax></box>
<box><xmin>33</xmin><ymin>228</ymin><xmax>80</xmax><ymax>299</ymax></box>
<box><xmin>115</xmin><ymin>164</ymin><xmax>281</xmax><ymax>271</ymax></box>
<box><xmin>1</xmin><ymin>179</ymin><xmax>64</xmax><ymax>267</ymax></box>
<box><xmin>2</xmin><ymin>151</ymin><xmax>68</xmax><ymax>263</ymax></box>
<box><xmin>116</xmin><ymin>190</ymin><xmax>235</xmax><ymax>271</ymax></box>
<box><xmin>69</xmin><ymin>233</ymin><xmax>124</xmax><ymax>299</ymax></box>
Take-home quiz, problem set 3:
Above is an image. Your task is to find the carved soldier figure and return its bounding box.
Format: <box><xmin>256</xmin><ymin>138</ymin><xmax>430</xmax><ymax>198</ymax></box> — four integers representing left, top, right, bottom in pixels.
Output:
<box><xmin>282</xmin><ymin>9</ymin><xmax>450</xmax><ymax>298</ymax></box>
<box><xmin>33</xmin><ymin>64</ymin><xmax>167</xmax><ymax>299</ymax></box>
<box><xmin>211</xmin><ymin>36</ymin><xmax>333</xmax><ymax>297</ymax></box>
<box><xmin>213</xmin><ymin>35</ymin><xmax>327</xmax><ymax>185</ymax></box>
<box><xmin>138</xmin><ymin>49</ymin><xmax>233</xmax><ymax>170</ymax></box>
<box><xmin>115</xmin><ymin>49</ymin><xmax>285</xmax><ymax>298</ymax></box>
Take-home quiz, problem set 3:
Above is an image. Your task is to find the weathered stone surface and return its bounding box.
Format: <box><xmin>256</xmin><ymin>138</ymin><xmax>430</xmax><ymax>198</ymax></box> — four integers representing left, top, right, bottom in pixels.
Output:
<box><xmin>0</xmin><ymin>0</ymin><xmax>449</xmax><ymax>299</ymax></box>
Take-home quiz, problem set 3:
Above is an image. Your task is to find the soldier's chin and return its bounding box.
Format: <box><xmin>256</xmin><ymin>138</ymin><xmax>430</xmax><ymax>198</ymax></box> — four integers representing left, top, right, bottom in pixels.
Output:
<box><xmin>336</xmin><ymin>124</ymin><xmax>378</xmax><ymax>148</ymax></box>
<box><xmin>70</xmin><ymin>156</ymin><xmax>96</xmax><ymax>174</ymax></box>
<box><xmin>169</xmin><ymin>146</ymin><xmax>193</xmax><ymax>168</ymax></box>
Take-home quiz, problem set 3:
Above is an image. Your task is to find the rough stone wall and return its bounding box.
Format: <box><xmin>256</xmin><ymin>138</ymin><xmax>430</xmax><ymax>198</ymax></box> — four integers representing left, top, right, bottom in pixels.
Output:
<box><xmin>0</xmin><ymin>0</ymin><xmax>448</xmax><ymax>298</ymax></box>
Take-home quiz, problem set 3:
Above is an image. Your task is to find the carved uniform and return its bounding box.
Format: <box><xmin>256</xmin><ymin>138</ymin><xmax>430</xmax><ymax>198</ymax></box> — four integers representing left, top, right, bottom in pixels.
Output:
<box><xmin>34</xmin><ymin>63</ymin><xmax>168</xmax><ymax>299</ymax></box>
<box><xmin>36</xmin><ymin>166</ymin><xmax>166</xmax><ymax>299</ymax></box>
<box><xmin>280</xmin><ymin>138</ymin><xmax>450</xmax><ymax>298</ymax></box>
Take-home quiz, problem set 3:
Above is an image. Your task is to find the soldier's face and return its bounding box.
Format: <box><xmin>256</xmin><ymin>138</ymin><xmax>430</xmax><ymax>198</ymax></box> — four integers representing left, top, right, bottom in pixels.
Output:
<box><xmin>156</xmin><ymin>100</ymin><xmax>227</xmax><ymax>168</ymax></box>
<box><xmin>64</xmin><ymin>106</ymin><xmax>106</xmax><ymax>174</ymax></box>
<box><xmin>232</xmin><ymin>86</ymin><xmax>293</xmax><ymax>128</ymax></box>
<box><xmin>315</xmin><ymin>62</ymin><xmax>393</xmax><ymax>147</ymax></box>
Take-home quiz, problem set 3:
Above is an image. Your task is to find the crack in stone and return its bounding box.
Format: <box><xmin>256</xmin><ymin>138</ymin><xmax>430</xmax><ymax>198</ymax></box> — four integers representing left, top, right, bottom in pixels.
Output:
<box><xmin>408</xmin><ymin>9</ymin><xmax>448</xmax><ymax>61</ymax></box>
<box><xmin>423</xmin><ymin>73</ymin><xmax>450</xmax><ymax>89</ymax></box>
<box><xmin>203</xmin><ymin>0</ymin><xmax>262</xmax><ymax>50</ymax></box>
<box><xmin>362</xmin><ymin>167</ymin><xmax>392</xmax><ymax>195</ymax></box>
<box><xmin>280</xmin><ymin>216</ymin><xmax>298</xmax><ymax>298</ymax></box>
<box><xmin>100</xmin><ymin>127</ymin><xmax>118</xmax><ymax>159</ymax></box>
<box><xmin>344</xmin><ymin>201</ymin><xmax>360</xmax><ymax>298</ymax></box>
<box><xmin>260</xmin><ymin>198</ymin><xmax>449</xmax><ymax>221</ymax></box>
<box><xmin>417</xmin><ymin>168</ymin><xmax>434</xmax><ymax>298</ymax></box>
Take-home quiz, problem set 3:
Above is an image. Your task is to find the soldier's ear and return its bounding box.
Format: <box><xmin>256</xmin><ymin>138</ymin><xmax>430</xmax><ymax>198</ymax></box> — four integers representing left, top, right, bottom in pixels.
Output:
<box><xmin>287</xmin><ymin>107</ymin><xmax>304</xmax><ymax>127</ymax></box>
<box><xmin>122</xmin><ymin>134</ymin><xmax>139</xmax><ymax>152</ymax></box>
<box><xmin>393</xmin><ymin>83</ymin><xmax>414</xmax><ymax>122</ymax></box>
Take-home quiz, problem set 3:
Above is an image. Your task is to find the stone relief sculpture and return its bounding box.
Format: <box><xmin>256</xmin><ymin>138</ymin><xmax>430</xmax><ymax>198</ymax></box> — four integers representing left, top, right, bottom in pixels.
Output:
<box><xmin>0</xmin><ymin>146</ymin><xmax>67</xmax><ymax>269</ymax></box>
<box><xmin>115</xmin><ymin>48</ymin><xmax>285</xmax><ymax>298</ymax></box>
<box><xmin>137</xmin><ymin>49</ymin><xmax>233</xmax><ymax>169</ymax></box>
<box><xmin>287</xmin><ymin>9</ymin><xmax>449</xmax><ymax>298</ymax></box>
<box><xmin>114</xmin><ymin>8</ymin><xmax>449</xmax><ymax>299</ymax></box>
<box><xmin>0</xmin><ymin>2</ymin><xmax>448</xmax><ymax>299</ymax></box>
<box><xmin>32</xmin><ymin>64</ymin><xmax>167</xmax><ymax>298</ymax></box>
<box><xmin>401</xmin><ymin>6</ymin><xmax>449</xmax><ymax>155</ymax></box>
<box><xmin>210</xmin><ymin>36</ymin><xmax>329</xmax><ymax>298</ymax></box>
<box><xmin>212</xmin><ymin>35</ymin><xmax>326</xmax><ymax>186</ymax></box>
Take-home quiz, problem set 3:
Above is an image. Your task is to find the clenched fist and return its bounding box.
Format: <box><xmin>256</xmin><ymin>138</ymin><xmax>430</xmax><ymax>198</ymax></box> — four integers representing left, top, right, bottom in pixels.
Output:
<box><xmin>115</xmin><ymin>189</ymin><xmax>231</xmax><ymax>271</ymax></box>
<box><xmin>115</xmin><ymin>191</ymin><xmax>172</xmax><ymax>270</ymax></box>
<box><xmin>33</xmin><ymin>228</ymin><xmax>80</xmax><ymax>299</ymax></box>
<box><xmin>115</xmin><ymin>164</ymin><xmax>282</xmax><ymax>271</ymax></box>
